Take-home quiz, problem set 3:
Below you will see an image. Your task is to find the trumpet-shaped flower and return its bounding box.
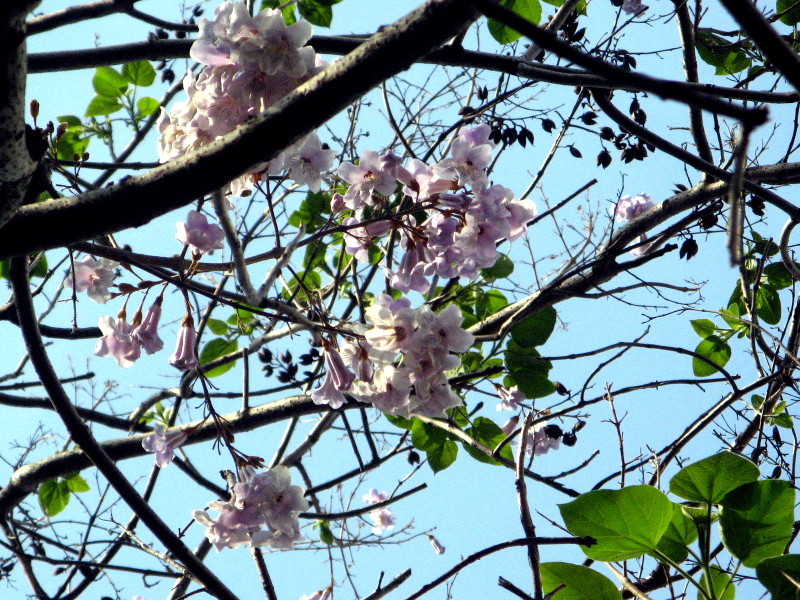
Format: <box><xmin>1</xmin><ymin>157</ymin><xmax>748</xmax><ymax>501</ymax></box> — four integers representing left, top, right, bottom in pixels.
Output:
<box><xmin>169</xmin><ymin>318</ymin><xmax>199</xmax><ymax>371</ymax></box>
<box><xmin>131</xmin><ymin>299</ymin><xmax>164</xmax><ymax>355</ymax></box>
<box><xmin>95</xmin><ymin>315</ymin><xmax>141</xmax><ymax>368</ymax></box>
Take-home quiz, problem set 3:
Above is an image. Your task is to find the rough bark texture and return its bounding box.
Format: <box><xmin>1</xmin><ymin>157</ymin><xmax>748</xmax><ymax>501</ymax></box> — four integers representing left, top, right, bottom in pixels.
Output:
<box><xmin>0</xmin><ymin>2</ymin><xmax>40</xmax><ymax>232</ymax></box>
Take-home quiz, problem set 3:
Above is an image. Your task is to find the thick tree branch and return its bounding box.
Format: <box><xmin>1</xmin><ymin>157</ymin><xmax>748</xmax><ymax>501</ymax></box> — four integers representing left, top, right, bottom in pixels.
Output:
<box><xmin>0</xmin><ymin>2</ymin><xmax>40</xmax><ymax>231</ymax></box>
<box><xmin>0</xmin><ymin>0</ymin><xmax>480</xmax><ymax>259</ymax></box>
<box><xmin>719</xmin><ymin>0</ymin><xmax>800</xmax><ymax>93</ymax></box>
<box><xmin>27</xmin><ymin>37</ymin><xmax>800</xmax><ymax>105</ymax></box>
<box><xmin>8</xmin><ymin>256</ymin><xmax>240</xmax><ymax>600</ymax></box>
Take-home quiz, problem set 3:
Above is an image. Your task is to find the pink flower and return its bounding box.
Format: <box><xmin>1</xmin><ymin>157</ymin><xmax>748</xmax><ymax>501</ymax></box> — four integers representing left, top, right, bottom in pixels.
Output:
<box><xmin>63</xmin><ymin>256</ymin><xmax>117</xmax><ymax>304</ymax></box>
<box><xmin>496</xmin><ymin>385</ymin><xmax>525</xmax><ymax>411</ymax></box>
<box><xmin>362</xmin><ymin>489</ymin><xmax>389</xmax><ymax>504</ymax></box>
<box><xmin>169</xmin><ymin>318</ymin><xmax>199</xmax><ymax>371</ymax></box>
<box><xmin>131</xmin><ymin>298</ymin><xmax>164</xmax><ymax>355</ymax></box>
<box><xmin>501</xmin><ymin>416</ymin><xmax>519</xmax><ymax>436</ymax></box>
<box><xmin>95</xmin><ymin>314</ymin><xmax>141</xmax><ymax>368</ymax></box>
<box><xmin>614</xmin><ymin>194</ymin><xmax>654</xmax><ymax>221</ymax></box>
<box><xmin>194</xmin><ymin>465</ymin><xmax>308</xmax><ymax>551</ymax></box>
<box><xmin>286</xmin><ymin>133</ymin><xmax>336</xmax><ymax>192</ymax></box>
<box><xmin>176</xmin><ymin>210</ymin><xmax>225</xmax><ymax>255</ymax></box>
<box><xmin>427</xmin><ymin>534</ymin><xmax>446</xmax><ymax>555</ymax></box>
<box><xmin>369</xmin><ymin>508</ymin><xmax>395</xmax><ymax>535</ymax></box>
<box><xmin>337</xmin><ymin>150</ymin><xmax>397</xmax><ymax>211</ymax></box>
<box><xmin>522</xmin><ymin>422</ymin><xmax>562</xmax><ymax>456</ymax></box>
<box><xmin>622</xmin><ymin>0</ymin><xmax>647</xmax><ymax>15</ymax></box>
<box><xmin>142</xmin><ymin>424</ymin><xmax>188</xmax><ymax>468</ymax></box>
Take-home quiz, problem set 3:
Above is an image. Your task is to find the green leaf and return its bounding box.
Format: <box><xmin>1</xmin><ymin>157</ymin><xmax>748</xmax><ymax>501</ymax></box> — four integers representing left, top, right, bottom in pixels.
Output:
<box><xmin>85</xmin><ymin>95</ymin><xmax>123</xmax><ymax>117</ymax></box>
<box><xmin>289</xmin><ymin>191</ymin><xmax>329</xmax><ymax>231</ymax></box>
<box><xmin>510</xmin><ymin>306</ymin><xmax>557</xmax><ymax>347</ymax></box>
<box><xmin>488</xmin><ymin>0</ymin><xmax>542</xmax><ymax>44</ymax></box>
<box><xmin>385</xmin><ymin>414</ymin><xmax>414</xmax><ymax>430</ymax></box>
<box><xmin>753</xmin><ymin>232</ymin><xmax>780</xmax><ymax>257</ymax></box>
<box><xmin>778</xmin><ymin>0</ymin><xmax>800</xmax><ymax>25</ymax></box>
<box><xmin>540</xmin><ymin>563</ymin><xmax>622</xmax><ymax>600</ymax></box>
<box><xmin>720</xmin><ymin>480</ymin><xmax>795</xmax><ymax>568</ymax></box>
<box><xmin>30</xmin><ymin>253</ymin><xmax>48</xmax><ymax>278</ymax></box>
<box><xmin>505</xmin><ymin>341</ymin><xmax>555</xmax><ymax>398</ymax></box>
<box><xmin>411</xmin><ymin>419</ymin><xmax>447</xmax><ymax>451</ymax></box>
<box><xmin>64</xmin><ymin>473</ymin><xmax>90</xmax><ymax>493</ymax></box>
<box><xmin>206</xmin><ymin>319</ymin><xmax>230</xmax><ymax>336</ymax></box>
<box><xmin>463</xmin><ymin>417</ymin><xmax>514</xmax><ymax>465</ymax></box>
<box><xmin>137</xmin><ymin>96</ymin><xmax>160</xmax><ymax>117</ymax></box>
<box><xmin>122</xmin><ymin>61</ymin><xmax>156</xmax><ymax>86</ymax></box>
<box><xmin>427</xmin><ymin>441</ymin><xmax>458</xmax><ymax>473</ymax></box>
<box><xmin>757</xmin><ymin>284</ymin><xmax>782</xmax><ymax>325</ymax></box>
<box><xmin>652</xmin><ymin>502</ymin><xmax>698</xmax><ymax>563</ymax></box>
<box><xmin>298</xmin><ymin>0</ymin><xmax>332</xmax><ymax>27</ymax></box>
<box><xmin>716</xmin><ymin>50</ymin><xmax>751</xmax><ymax>76</ymax></box>
<box><xmin>281</xmin><ymin>270</ymin><xmax>322</xmax><ymax>302</ymax></box>
<box><xmin>476</xmin><ymin>290</ymin><xmax>508</xmax><ymax>319</ymax></box>
<box><xmin>757</xmin><ymin>555</ymin><xmax>800</xmax><ymax>599</ymax></box>
<box><xmin>199</xmin><ymin>338</ymin><xmax>239</xmax><ymax>378</ymax></box>
<box><xmin>696</xmin><ymin>30</ymin><xmax>750</xmax><ymax>76</ymax></box>
<box><xmin>92</xmin><ymin>66</ymin><xmax>129</xmax><ymax>98</ymax></box>
<box><xmin>698</xmin><ymin>566</ymin><xmax>735</xmax><ymax>600</ymax></box>
<box><xmin>692</xmin><ymin>335</ymin><xmax>732</xmax><ymax>377</ymax></box>
<box><xmin>764</xmin><ymin>262</ymin><xmax>796</xmax><ymax>290</ymax></box>
<box><xmin>691</xmin><ymin>319</ymin><xmax>717</xmax><ymax>338</ymax></box>
<box><xmin>669</xmin><ymin>452</ymin><xmax>760</xmax><ymax>504</ymax></box>
<box><xmin>559</xmin><ymin>485</ymin><xmax>673</xmax><ymax>561</ymax></box>
<box><xmin>56</xmin><ymin>130</ymin><xmax>90</xmax><ymax>160</ymax></box>
<box><xmin>56</xmin><ymin>115</ymin><xmax>83</xmax><ymax>128</ymax></box>
<box><xmin>481</xmin><ymin>254</ymin><xmax>515</xmax><ymax>280</ymax></box>
<box><xmin>38</xmin><ymin>480</ymin><xmax>71</xmax><ymax>517</ymax></box>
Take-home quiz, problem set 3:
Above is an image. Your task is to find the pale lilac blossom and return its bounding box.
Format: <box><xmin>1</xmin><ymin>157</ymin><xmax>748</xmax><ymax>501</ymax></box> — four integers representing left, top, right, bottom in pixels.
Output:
<box><xmin>63</xmin><ymin>257</ymin><xmax>117</xmax><ymax>304</ymax></box>
<box><xmin>621</xmin><ymin>0</ymin><xmax>648</xmax><ymax>15</ymax></box>
<box><xmin>337</xmin><ymin>150</ymin><xmax>397</xmax><ymax>211</ymax></box>
<box><xmin>362</xmin><ymin>489</ymin><xmax>389</xmax><ymax>504</ymax></box>
<box><xmin>369</xmin><ymin>508</ymin><xmax>395</xmax><ymax>535</ymax></box>
<box><xmin>427</xmin><ymin>534</ymin><xmax>446</xmax><ymax>555</ymax></box>
<box><xmin>496</xmin><ymin>385</ymin><xmax>525</xmax><ymax>411</ymax></box>
<box><xmin>95</xmin><ymin>314</ymin><xmax>141</xmax><ymax>368</ymax></box>
<box><xmin>131</xmin><ymin>298</ymin><xmax>164</xmax><ymax>355</ymax></box>
<box><xmin>176</xmin><ymin>210</ymin><xmax>225</xmax><ymax>255</ymax></box>
<box><xmin>614</xmin><ymin>194</ymin><xmax>654</xmax><ymax>255</ymax></box>
<box><xmin>142</xmin><ymin>424</ymin><xmax>188</xmax><ymax>468</ymax></box>
<box><xmin>286</xmin><ymin>133</ymin><xmax>336</xmax><ymax>192</ymax></box>
<box><xmin>169</xmin><ymin>317</ymin><xmax>199</xmax><ymax>371</ymax></box>
<box><xmin>522</xmin><ymin>422</ymin><xmax>562</xmax><ymax>456</ymax></box>
<box><xmin>194</xmin><ymin>466</ymin><xmax>308</xmax><ymax>551</ymax></box>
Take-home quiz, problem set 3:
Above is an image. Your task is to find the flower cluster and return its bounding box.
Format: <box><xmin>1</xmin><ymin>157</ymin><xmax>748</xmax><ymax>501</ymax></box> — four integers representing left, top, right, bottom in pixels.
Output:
<box><xmin>193</xmin><ymin>465</ymin><xmax>308</xmax><ymax>551</ymax></box>
<box><xmin>312</xmin><ymin>294</ymin><xmax>473</xmax><ymax>418</ymax></box>
<box><xmin>94</xmin><ymin>300</ymin><xmax>164</xmax><ymax>368</ymax></box>
<box><xmin>158</xmin><ymin>1</ymin><xmax>335</xmax><ymax>196</ymax></box>
<box><xmin>91</xmin><ymin>297</ymin><xmax>199</xmax><ymax>372</ymax></box>
<box><xmin>613</xmin><ymin>193</ymin><xmax>654</xmax><ymax>256</ymax></box>
<box><xmin>341</xmin><ymin>125</ymin><xmax>537</xmax><ymax>293</ymax></box>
